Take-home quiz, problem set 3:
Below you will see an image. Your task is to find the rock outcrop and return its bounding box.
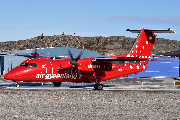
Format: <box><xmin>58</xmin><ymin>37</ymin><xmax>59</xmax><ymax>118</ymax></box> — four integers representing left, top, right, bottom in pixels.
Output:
<box><xmin>0</xmin><ymin>34</ymin><xmax>179</xmax><ymax>55</ymax></box>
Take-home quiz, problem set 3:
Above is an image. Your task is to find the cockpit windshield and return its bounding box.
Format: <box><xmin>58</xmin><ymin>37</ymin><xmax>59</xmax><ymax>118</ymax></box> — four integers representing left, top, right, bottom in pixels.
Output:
<box><xmin>20</xmin><ymin>63</ymin><xmax>38</xmax><ymax>67</ymax></box>
<box><xmin>20</xmin><ymin>63</ymin><xmax>29</xmax><ymax>67</ymax></box>
<box><xmin>28</xmin><ymin>63</ymin><xmax>38</xmax><ymax>67</ymax></box>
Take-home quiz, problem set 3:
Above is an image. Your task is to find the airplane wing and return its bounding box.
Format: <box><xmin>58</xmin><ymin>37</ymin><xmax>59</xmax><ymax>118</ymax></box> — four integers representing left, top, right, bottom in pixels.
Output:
<box><xmin>15</xmin><ymin>54</ymin><xmax>31</xmax><ymax>57</ymax></box>
<box><xmin>93</xmin><ymin>57</ymin><xmax>147</xmax><ymax>62</ymax></box>
<box><xmin>15</xmin><ymin>53</ymin><xmax>42</xmax><ymax>58</ymax></box>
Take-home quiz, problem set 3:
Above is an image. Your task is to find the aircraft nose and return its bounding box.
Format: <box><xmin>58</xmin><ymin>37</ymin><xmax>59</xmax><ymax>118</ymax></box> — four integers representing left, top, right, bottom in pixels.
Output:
<box><xmin>4</xmin><ymin>73</ymin><xmax>12</xmax><ymax>80</ymax></box>
<box><xmin>4</xmin><ymin>67</ymin><xmax>24</xmax><ymax>81</ymax></box>
<box><xmin>4</xmin><ymin>70</ymin><xmax>17</xmax><ymax>80</ymax></box>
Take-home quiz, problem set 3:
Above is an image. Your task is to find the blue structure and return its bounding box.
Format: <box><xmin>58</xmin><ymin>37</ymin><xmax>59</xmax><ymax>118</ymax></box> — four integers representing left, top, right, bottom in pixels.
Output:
<box><xmin>0</xmin><ymin>56</ymin><xmax>4</xmax><ymax>75</ymax></box>
<box><xmin>128</xmin><ymin>57</ymin><xmax>179</xmax><ymax>78</ymax></box>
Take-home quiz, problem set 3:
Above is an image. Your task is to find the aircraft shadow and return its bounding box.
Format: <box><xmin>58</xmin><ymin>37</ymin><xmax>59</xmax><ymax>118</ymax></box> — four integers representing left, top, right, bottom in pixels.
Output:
<box><xmin>0</xmin><ymin>83</ymin><xmax>51</xmax><ymax>87</ymax></box>
<box><xmin>0</xmin><ymin>82</ymin><xmax>115</xmax><ymax>89</ymax></box>
<box><xmin>67</xmin><ymin>84</ymin><xmax>115</xmax><ymax>88</ymax></box>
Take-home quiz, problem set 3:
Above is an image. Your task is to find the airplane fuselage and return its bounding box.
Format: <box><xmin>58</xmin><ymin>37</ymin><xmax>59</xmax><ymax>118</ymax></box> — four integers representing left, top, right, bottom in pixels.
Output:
<box><xmin>5</xmin><ymin>58</ymin><xmax>147</xmax><ymax>83</ymax></box>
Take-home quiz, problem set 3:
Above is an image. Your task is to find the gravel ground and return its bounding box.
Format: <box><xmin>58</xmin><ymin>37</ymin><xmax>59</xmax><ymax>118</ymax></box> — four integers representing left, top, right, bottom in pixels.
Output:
<box><xmin>0</xmin><ymin>88</ymin><xmax>179</xmax><ymax>120</ymax></box>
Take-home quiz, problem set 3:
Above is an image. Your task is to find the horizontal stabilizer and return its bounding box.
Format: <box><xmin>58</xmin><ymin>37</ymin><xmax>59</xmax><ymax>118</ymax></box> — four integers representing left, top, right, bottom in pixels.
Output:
<box><xmin>126</xmin><ymin>28</ymin><xmax>175</xmax><ymax>33</ymax></box>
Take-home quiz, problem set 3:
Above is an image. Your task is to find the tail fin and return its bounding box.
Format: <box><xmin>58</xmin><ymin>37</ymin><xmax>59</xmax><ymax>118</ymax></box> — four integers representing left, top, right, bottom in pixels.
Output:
<box><xmin>126</xmin><ymin>28</ymin><xmax>175</xmax><ymax>59</ymax></box>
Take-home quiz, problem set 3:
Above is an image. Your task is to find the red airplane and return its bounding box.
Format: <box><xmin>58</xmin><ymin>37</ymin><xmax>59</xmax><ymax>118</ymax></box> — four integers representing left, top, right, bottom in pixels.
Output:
<box><xmin>4</xmin><ymin>28</ymin><xmax>175</xmax><ymax>90</ymax></box>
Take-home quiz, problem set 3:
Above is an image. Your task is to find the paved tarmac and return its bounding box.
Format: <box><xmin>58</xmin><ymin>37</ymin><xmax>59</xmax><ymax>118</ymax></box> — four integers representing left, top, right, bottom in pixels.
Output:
<box><xmin>1</xmin><ymin>76</ymin><xmax>180</xmax><ymax>119</ymax></box>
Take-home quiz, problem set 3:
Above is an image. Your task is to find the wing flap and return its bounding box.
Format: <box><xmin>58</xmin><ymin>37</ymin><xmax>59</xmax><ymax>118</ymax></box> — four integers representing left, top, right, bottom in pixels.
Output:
<box><xmin>93</xmin><ymin>57</ymin><xmax>147</xmax><ymax>62</ymax></box>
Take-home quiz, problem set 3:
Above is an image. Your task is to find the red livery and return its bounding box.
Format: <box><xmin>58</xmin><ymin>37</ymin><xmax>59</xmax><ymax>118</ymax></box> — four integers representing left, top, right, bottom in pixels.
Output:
<box><xmin>4</xmin><ymin>28</ymin><xmax>175</xmax><ymax>89</ymax></box>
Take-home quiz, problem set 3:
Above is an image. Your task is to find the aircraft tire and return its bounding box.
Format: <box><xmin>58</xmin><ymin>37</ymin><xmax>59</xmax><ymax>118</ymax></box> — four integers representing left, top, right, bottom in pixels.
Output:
<box><xmin>94</xmin><ymin>84</ymin><xmax>103</xmax><ymax>90</ymax></box>
<box><xmin>15</xmin><ymin>83</ymin><xmax>20</xmax><ymax>88</ymax></box>
<box><xmin>53</xmin><ymin>82</ymin><xmax>61</xmax><ymax>87</ymax></box>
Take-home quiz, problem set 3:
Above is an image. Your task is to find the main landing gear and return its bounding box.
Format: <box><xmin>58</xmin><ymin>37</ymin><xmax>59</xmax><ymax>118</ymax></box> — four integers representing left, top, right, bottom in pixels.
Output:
<box><xmin>94</xmin><ymin>83</ymin><xmax>103</xmax><ymax>90</ymax></box>
<box><xmin>53</xmin><ymin>82</ymin><xmax>61</xmax><ymax>87</ymax></box>
<box><xmin>93</xmin><ymin>76</ymin><xmax>103</xmax><ymax>90</ymax></box>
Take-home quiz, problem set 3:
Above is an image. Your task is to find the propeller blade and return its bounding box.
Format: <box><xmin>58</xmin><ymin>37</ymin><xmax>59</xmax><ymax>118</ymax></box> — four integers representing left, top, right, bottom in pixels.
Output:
<box><xmin>66</xmin><ymin>66</ymin><xmax>72</xmax><ymax>73</ymax></box>
<box><xmin>34</xmin><ymin>49</ymin><xmax>37</xmax><ymax>59</ymax></box>
<box><xmin>75</xmin><ymin>50</ymin><xmax>82</xmax><ymax>62</ymax></box>
<box><xmin>77</xmin><ymin>69</ymin><xmax>82</xmax><ymax>78</ymax></box>
<box><xmin>68</xmin><ymin>49</ymin><xmax>74</xmax><ymax>61</ymax></box>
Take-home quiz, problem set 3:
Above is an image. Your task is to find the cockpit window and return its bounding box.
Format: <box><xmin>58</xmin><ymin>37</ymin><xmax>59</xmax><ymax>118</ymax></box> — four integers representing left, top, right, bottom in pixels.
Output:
<box><xmin>28</xmin><ymin>63</ymin><xmax>38</xmax><ymax>67</ymax></box>
<box><xmin>20</xmin><ymin>63</ymin><xmax>29</xmax><ymax>67</ymax></box>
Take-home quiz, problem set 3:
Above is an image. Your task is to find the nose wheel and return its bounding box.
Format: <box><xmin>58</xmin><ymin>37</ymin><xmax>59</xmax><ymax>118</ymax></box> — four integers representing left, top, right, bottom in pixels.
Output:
<box><xmin>15</xmin><ymin>82</ymin><xmax>20</xmax><ymax>88</ymax></box>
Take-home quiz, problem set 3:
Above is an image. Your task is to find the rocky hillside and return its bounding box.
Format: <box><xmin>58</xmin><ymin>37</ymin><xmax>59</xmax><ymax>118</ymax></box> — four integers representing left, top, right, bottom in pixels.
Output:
<box><xmin>0</xmin><ymin>33</ymin><xmax>180</xmax><ymax>55</ymax></box>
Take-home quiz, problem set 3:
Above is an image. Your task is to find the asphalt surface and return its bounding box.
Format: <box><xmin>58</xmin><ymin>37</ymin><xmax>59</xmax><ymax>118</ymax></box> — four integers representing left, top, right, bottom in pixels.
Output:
<box><xmin>0</xmin><ymin>76</ymin><xmax>180</xmax><ymax>119</ymax></box>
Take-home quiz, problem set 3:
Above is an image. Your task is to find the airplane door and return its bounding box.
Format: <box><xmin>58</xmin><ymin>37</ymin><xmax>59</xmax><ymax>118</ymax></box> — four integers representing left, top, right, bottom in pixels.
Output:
<box><xmin>45</xmin><ymin>62</ymin><xmax>53</xmax><ymax>75</ymax></box>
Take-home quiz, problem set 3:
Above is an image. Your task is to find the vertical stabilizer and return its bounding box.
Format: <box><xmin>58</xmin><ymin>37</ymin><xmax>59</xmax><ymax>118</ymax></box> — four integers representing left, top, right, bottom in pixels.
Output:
<box><xmin>126</xmin><ymin>28</ymin><xmax>175</xmax><ymax>59</ymax></box>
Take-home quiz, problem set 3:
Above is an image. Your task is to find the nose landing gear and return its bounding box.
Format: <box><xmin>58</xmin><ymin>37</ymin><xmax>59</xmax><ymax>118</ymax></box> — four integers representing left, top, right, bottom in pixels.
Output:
<box><xmin>15</xmin><ymin>82</ymin><xmax>20</xmax><ymax>88</ymax></box>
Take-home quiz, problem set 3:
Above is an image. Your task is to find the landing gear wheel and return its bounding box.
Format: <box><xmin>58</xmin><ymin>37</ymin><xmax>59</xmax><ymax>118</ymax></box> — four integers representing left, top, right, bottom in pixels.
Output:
<box><xmin>53</xmin><ymin>82</ymin><xmax>61</xmax><ymax>87</ymax></box>
<box><xmin>94</xmin><ymin>84</ymin><xmax>103</xmax><ymax>90</ymax></box>
<box><xmin>15</xmin><ymin>83</ymin><xmax>20</xmax><ymax>88</ymax></box>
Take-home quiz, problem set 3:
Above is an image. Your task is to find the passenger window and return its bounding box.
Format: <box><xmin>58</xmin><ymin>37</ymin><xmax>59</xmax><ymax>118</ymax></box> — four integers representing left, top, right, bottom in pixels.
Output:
<box><xmin>20</xmin><ymin>63</ymin><xmax>29</xmax><ymax>67</ymax></box>
<box><xmin>28</xmin><ymin>63</ymin><xmax>38</xmax><ymax>67</ymax></box>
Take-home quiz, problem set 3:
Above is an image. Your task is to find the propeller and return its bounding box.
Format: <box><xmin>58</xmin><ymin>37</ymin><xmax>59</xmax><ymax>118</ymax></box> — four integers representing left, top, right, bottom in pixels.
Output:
<box><xmin>67</xmin><ymin>49</ymin><xmax>82</xmax><ymax>78</ymax></box>
<box><xmin>30</xmin><ymin>48</ymin><xmax>39</xmax><ymax>59</ymax></box>
<box><xmin>68</xmin><ymin>49</ymin><xmax>82</xmax><ymax>66</ymax></box>
<box><xmin>33</xmin><ymin>48</ymin><xmax>37</xmax><ymax>59</ymax></box>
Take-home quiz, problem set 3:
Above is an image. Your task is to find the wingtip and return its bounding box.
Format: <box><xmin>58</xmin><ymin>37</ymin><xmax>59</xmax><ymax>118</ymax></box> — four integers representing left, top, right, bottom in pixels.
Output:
<box><xmin>168</xmin><ymin>28</ymin><xmax>176</xmax><ymax>33</ymax></box>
